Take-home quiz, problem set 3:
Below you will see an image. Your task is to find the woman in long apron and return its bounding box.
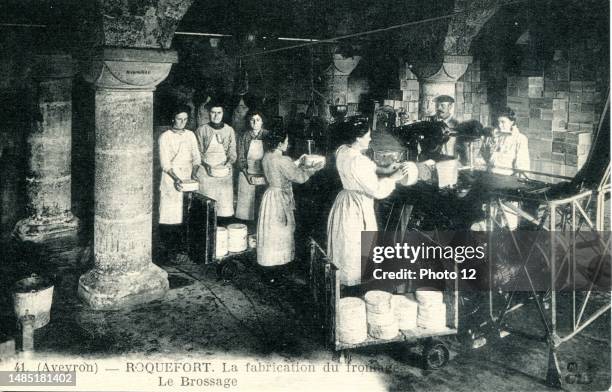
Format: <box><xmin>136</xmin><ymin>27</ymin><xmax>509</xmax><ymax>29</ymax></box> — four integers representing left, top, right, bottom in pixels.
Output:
<box><xmin>158</xmin><ymin>107</ymin><xmax>201</xmax><ymax>255</ymax></box>
<box><xmin>195</xmin><ymin>104</ymin><xmax>237</xmax><ymax>218</ymax></box>
<box><xmin>257</xmin><ymin>129</ymin><xmax>324</xmax><ymax>280</ymax></box>
<box><xmin>327</xmin><ymin>117</ymin><xmax>417</xmax><ymax>288</ymax></box>
<box><xmin>236</xmin><ymin>111</ymin><xmax>268</xmax><ymax>222</ymax></box>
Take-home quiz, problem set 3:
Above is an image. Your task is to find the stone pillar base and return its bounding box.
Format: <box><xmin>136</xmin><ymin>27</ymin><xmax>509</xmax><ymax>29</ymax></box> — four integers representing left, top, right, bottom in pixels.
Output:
<box><xmin>77</xmin><ymin>265</ymin><xmax>169</xmax><ymax>310</ymax></box>
<box><xmin>14</xmin><ymin>213</ymin><xmax>80</xmax><ymax>243</ymax></box>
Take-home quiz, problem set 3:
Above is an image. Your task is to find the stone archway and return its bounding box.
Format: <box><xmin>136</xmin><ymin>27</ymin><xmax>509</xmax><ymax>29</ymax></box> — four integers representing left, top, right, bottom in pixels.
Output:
<box><xmin>400</xmin><ymin>0</ymin><xmax>500</xmax><ymax>119</ymax></box>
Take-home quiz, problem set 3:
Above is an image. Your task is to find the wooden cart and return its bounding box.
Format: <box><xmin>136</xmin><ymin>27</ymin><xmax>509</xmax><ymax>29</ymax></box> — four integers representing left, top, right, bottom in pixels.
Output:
<box><xmin>309</xmin><ymin>237</ymin><xmax>459</xmax><ymax>369</ymax></box>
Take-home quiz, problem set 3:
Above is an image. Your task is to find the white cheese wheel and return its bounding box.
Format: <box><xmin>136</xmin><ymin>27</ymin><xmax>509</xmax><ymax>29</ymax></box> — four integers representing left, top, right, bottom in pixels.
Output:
<box><xmin>368</xmin><ymin>321</ymin><xmax>399</xmax><ymax>340</ymax></box>
<box><xmin>415</xmin><ymin>287</ymin><xmax>444</xmax><ymax>304</ymax></box>
<box><xmin>338</xmin><ymin>297</ymin><xmax>368</xmax><ymax>344</ymax></box>
<box><xmin>216</xmin><ymin>227</ymin><xmax>228</xmax><ymax>257</ymax></box>
<box><xmin>227</xmin><ymin>223</ymin><xmax>248</xmax><ymax>252</ymax></box>
<box><xmin>364</xmin><ymin>290</ymin><xmax>393</xmax><ymax>314</ymax></box>
<box><xmin>392</xmin><ymin>295</ymin><xmax>418</xmax><ymax>330</ymax></box>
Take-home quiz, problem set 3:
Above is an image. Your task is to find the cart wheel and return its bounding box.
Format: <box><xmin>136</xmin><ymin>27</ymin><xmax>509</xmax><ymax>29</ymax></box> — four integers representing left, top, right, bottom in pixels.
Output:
<box><xmin>332</xmin><ymin>350</ymin><xmax>352</xmax><ymax>364</ymax></box>
<box><xmin>422</xmin><ymin>339</ymin><xmax>449</xmax><ymax>370</ymax></box>
<box><xmin>218</xmin><ymin>261</ymin><xmax>239</xmax><ymax>281</ymax></box>
<box><xmin>340</xmin><ymin>350</ymin><xmax>352</xmax><ymax>365</ymax></box>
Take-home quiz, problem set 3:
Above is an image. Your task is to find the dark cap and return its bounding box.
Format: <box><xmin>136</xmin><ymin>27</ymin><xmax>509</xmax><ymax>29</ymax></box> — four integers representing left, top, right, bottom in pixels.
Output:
<box><xmin>434</xmin><ymin>95</ymin><xmax>455</xmax><ymax>104</ymax></box>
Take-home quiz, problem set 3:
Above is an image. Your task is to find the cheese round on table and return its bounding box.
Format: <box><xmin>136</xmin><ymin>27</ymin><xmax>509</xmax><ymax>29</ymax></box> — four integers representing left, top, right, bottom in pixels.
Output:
<box><xmin>338</xmin><ymin>297</ymin><xmax>368</xmax><ymax>344</ymax></box>
<box><xmin>415</xmin><ymin>287</ymin><xmax>444</xmax><ymax>304</ymax></box>
<box><xmin>364</xmin><ymin>290</ymin><xmax>393</xmax><ymax>314</ymax></box>
<box><xmin>367</xmin><ymin>320</ymin><xmax>399</xmax><ymax>340</ymax></box>
<box><xmin>392</xmin><ymin>295</ymin><xmax>418</xmax><ymax>330</ymax></box>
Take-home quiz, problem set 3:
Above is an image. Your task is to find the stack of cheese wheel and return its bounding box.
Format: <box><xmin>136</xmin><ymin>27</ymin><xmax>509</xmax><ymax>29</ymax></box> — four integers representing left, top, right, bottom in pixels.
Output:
<box><xmin>227</xmin><ymin>223</ymin><xmax>248</xmax><ymax>252</ymax></box>
<box><xmin>391</xmin><ymin>295</ymin><xmax>418</xmax><ymax>330</ymax></box>
<box><xmin>415</xmin><ymin>287</ymin><xmax>447</xmax><ymax>331</ymax></box>
<box><xmin>216</xmin><ymin>226</ymin><xmax>228</xmax><ymax>258</ymax></box>
<box><xmin>364</xmin><ymin>290</ymin><xmax>398</xmax><ymax>340</ymax></box>
<box><xmin>337</xmin><ymin>297</ymin><xmax>368</xmax><ymax>344</ymax></box>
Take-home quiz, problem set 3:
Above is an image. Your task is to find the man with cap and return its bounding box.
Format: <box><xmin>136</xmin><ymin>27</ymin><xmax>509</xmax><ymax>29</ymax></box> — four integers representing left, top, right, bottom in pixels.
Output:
<box><xmin>429</xmin><ymin>95</ymin><xmax>458</xmax><ymax>157</ymax></box>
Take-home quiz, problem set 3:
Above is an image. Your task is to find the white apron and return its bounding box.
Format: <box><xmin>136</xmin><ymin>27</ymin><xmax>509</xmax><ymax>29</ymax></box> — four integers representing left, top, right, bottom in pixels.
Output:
<box><xmin>159</xmin><ymin>139</ymin><xmax>193</xmax><ymax>225</ymax></box>
<box><xmin>257</xmin><ymin>186</ymin><xmax>295</xmax><ymax>266</ymax></box>
<box><xmin>236</xmin><ymin>139</ymin><xmax>264</xmax><ymax>220</ymax></box>
<box><xmin>197</xmin><ymin>134</ymin><xmax>234</xmax><ymax>217</ymax></box>
<box><xmin>327</xmin><ymin>190</ymin><xmax>378</xmax><ymax>286</ymax></box>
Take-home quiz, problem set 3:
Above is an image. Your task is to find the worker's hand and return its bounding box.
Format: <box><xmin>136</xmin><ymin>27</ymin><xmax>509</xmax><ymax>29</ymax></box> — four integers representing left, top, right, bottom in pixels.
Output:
<box><xmin>191</xmin><ymin>165</ymin><xmax>200</xmax><ymax>181</ymax></box>
<box><xmin>174</xmin><ymin>179</ymin><xmax>184</xmax><ymax>192</ymax></box>
<box><xmin>311</xmin><ymin>161</ymin><xmax>325</xmax><ymax>171</ymax></box>
<box><xmin>399</xmin><ymin>161</ymin><xmax>413</xmax><ymax>176</ymax></box>
<box><xmin>388</xmin><ymin>162</ymin><xmax>401</xmax><ymax>172</ymax></box>
<box><xmin>298</xmin><ymin>154</ymin><xmax>308</xmax><ymax>166</ymax></box>
<box><xmin>200</xmin><ymin>162</ymin><xmax>211</xmax><ymax>176</ymax></box>
<box><xmin>390</xmin><ymin>162</ymin><xmax>409</xmax><ymax>180</ymax></box>
<box><xmin>244</xmin><ymin>173</ymin><xmax>253</xmax><ymax>185</ymax></box>
<box><xmin>422</xmin><ymin>159</ymin><xmax>436</xmax><ymax>167</ymax></box>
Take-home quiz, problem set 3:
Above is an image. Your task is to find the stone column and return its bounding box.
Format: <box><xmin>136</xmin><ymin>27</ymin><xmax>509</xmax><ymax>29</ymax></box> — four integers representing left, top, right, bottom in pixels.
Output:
<box><xmin>78</xmin><ymin>48</ymin><xmax>177</xmax><ymax>310</ymax></box>
<box><xmin>14</xmin><ymin>54</ymin><xmax>80</xmax><ymax>243</ymax></box>
<box><xmin>414</xmin><ymin>55</ymin><xmax>472</xmax><ymax>119</ymax></box>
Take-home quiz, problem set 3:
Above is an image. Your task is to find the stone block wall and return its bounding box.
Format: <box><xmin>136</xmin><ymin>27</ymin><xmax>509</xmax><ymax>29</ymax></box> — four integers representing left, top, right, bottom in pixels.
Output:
<box><xmin>384</xmin><ymin>61</ymin><xmax>491</xmax><ymax>126</ymax></box>
<box><xmin>383</xmin><ymin>65</ymin><xmax>420</xmax><ymax>123</ymax></box>
<box><xmin>454</xmin><ymin>61</ymin><xmax>491</xmax><ymax>126</ymax></box>
<box><xmin>505</xmin><ymin>49</ymin><xmax>604</xmax><ymax>183</ymax></box>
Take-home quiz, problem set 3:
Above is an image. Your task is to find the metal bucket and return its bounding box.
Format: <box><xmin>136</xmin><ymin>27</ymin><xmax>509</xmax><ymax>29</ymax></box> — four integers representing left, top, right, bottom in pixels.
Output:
<box><xmin>12</xmin><ymin>274</ymin><xmax>54</xmax><ymax>329</ymax></box>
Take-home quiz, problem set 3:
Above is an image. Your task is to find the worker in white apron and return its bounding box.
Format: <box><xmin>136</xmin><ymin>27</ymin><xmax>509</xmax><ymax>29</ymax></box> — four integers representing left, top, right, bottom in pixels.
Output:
<box><xmin>236</xmin><ymin>111</ymin><xmax>268</xmax><ymax>221</ymax></box>
<box><xmin>197</xmin><ymin>133</ymin><xmax>234</xmax><ymax>216</ymax></box>
<box><xmin>158</xmin><ymin>107</ymin><xmax>201</xmax><ymax>254</ymax></box>
<box><xmin>195</xmin><ymin>105</ymin><xmax>237</xmax><ymax>217</ymax></box>
<box><xmin>257</xmin><ymin>129</ymin><xmax>323</xmax><ymax>273</ymax></box>
<box><xmin>472</xmin><ymin>107</ymin><xmax>530</xmax><ymax>231</ymax></box>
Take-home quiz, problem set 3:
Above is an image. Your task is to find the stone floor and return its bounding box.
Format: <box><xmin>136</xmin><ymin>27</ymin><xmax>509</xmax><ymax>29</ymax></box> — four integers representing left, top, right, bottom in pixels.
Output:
<box><xmin>0</xmin><ymin>237</ymin><xmax>610</xmax><ymax>391</ymax></box>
